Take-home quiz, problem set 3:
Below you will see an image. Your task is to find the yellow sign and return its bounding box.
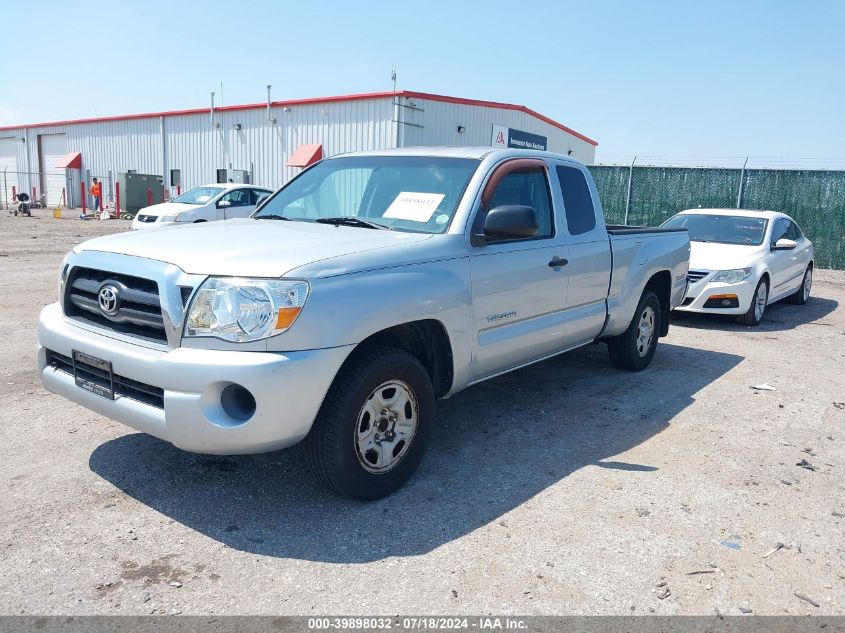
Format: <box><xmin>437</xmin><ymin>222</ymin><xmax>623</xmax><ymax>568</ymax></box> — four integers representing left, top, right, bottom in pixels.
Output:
<box><xmin>53</xmin><ymin>206</ymin><xmax>62</xmax><ymax>219</ymax></box>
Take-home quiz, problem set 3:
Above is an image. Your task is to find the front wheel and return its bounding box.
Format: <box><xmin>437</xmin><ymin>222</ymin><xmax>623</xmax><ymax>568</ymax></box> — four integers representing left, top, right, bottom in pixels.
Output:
<box><xmin>607</xmin><ymin>290</ymin><xmax>661</xmax><ymax>372</ymax></box>
<box><xmin>737</xmin><ymin>278</ymin><xmax>768</xmax><ymax>326</ymax></box>
<box><xmin>306</xmin><ymin>345</ymin><xmax>435</xmax><ymax>500</ymax></box>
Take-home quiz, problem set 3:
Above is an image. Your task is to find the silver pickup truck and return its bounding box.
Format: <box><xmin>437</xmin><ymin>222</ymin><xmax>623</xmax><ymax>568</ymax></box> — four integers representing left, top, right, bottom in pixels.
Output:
<box><xmin>37</xmin><ymin>147</ymin><xmax>689</xmax><ymax>499</ymax></box>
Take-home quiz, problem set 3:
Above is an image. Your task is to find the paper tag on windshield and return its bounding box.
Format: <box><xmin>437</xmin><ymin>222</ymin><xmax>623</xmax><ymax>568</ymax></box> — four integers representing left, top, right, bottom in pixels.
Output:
<box><xmin>383</xmin><ymin>192</ymin><xmax>445</xmax><ymax>222</ymax></box>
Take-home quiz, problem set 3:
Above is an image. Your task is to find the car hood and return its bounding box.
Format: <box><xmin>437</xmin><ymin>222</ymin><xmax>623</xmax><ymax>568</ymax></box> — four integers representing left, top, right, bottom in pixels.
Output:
<box><xmin>137</xmin><ymin>202</ymin><xmax>198</xmax><ymax>217</ymax></box>
<box><xmin>76</xmin><ymin>218</ymin><xmax>433</xmax><ymax>277</ymax></box>
<box><xmin>689</xmin><ymin>241</ymin><xmax>764</xmax><ymax>271</ymax></box>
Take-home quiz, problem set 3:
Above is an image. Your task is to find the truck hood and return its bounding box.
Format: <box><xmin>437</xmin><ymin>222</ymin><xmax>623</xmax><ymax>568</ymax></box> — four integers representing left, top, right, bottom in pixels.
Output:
<box><xmin>137</xmin><ymin>202</ymin><xmax>197</xmax><ymax>217</ymax></box>
<box><xmin>688</xmin><ymin>241</ymin><xmax>764</xmax><ymax>271</ymax></box>
<box><xmin>76</xmin><ymin>218</ymin><xmax>433</xmax><ymax>277</ymax></box>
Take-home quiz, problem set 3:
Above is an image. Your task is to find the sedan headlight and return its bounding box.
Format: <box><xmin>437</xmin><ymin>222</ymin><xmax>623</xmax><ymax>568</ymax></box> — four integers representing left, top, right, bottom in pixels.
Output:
<box><xmin>712</xmin><ymin>268</ymin><xmax>752</xmax><ymax>283</ymax></box>
<box><xmin>159</xmin><ymin>214</ymin><xmax>179</xmax><ymax>222</ymax></box>
<box><xmin>185</xmin><ymin>277</ymin><xmax>309</xmax><ymax>342</ymax></box>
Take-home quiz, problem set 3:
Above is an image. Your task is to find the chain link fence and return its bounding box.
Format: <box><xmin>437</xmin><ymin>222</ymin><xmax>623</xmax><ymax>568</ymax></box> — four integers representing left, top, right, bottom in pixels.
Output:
<box><xmin>588</xmin><ymin>165</ymin><xmax>845</xmax><ymax>270</ymax></box>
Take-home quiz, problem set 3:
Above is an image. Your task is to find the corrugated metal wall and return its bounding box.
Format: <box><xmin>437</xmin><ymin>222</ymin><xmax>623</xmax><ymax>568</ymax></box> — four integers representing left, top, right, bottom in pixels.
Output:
<box><xmin>401</xmin><ymin>96</ymin><xmax>597</xmax><ymax>163</ymax></box>
<box><xmin>0</xmin><ymin>94</ymin><xmax>593</xmax><ymax>204</ymax></box>
<box><xmin>0</xmin><ymin>97</ymin><xmax>398</xmax><ymax>198</ymax></box>
<box><xmin>166</xmin><ymin>97</ymin><xmax>398</xmax><ymax>190</ymax></box>
<box><xmin>590</xmin><ymin>165</ymin><xmax>845</xmax><ymax>270</ymax></box>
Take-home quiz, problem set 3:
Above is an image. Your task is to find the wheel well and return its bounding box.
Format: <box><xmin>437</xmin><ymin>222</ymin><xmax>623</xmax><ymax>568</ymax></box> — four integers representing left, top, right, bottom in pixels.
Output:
<box><xmin>356</xmin><ymin>320</ymin><xmax>454</xmax><ymax>398</ymax></box>
<box><xmin>645</xmin><ymin>271</ymin><xmax>672</xmax><ymax>337</ymax></box>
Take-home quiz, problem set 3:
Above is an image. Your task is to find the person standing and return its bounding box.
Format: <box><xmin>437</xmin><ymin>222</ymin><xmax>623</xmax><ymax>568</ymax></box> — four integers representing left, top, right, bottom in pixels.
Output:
<box><xmin>89</xmin><ymin>178</ymin><xmax>102</xmax><ymax>211</ymax></box>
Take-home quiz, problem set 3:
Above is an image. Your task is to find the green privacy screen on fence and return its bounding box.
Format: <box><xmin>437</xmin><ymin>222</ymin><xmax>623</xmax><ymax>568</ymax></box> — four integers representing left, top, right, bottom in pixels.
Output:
<box><xmin>588</xmin><ymin>166</ymin><xmax>845</xmax><ymax>269</ymax></box>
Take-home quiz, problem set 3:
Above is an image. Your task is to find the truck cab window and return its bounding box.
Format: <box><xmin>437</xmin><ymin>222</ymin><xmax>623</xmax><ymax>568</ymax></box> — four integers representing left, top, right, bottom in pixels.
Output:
<box><xmin>488</xmin><ymin>170</ymin><xmax>553</xmax><ymax>238</ymax></box>
<box><xmin>556</xmin><ymin>166</ymin><xmax>596</xmax><ymax>235</ymax></box>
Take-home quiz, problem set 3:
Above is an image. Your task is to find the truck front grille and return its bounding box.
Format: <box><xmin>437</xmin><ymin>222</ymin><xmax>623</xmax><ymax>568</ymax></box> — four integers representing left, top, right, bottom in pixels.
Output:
<box><xmin>64</xmin><ymin>267</ymin><xmax>168</xmax><ymax>344</ymax></box>
<box><xmin>46</xmin><ymin>349</ymin><xmax>165</xmax><ymax>409</ymax></box>
<box><xmin>136</xmin><ymin>215</ymin><xmax>158</xmax><ymax>223</ymax></box>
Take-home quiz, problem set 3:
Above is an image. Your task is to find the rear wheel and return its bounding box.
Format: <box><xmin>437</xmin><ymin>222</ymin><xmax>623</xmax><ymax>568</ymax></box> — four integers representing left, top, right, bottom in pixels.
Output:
<box><xmin>786</xmin><ymin>265</ymin><xmax>812</xmax><ymax>305</ymax></box>
<box><xmin>607</xmin><ymin>290</ymin><xmax>661</xmax><ymax>372</ymax></box>
<box><xmin>737</xmin><ymin>277</ymin><xmax>768</xmax><ymax>326</ymax></box>
<box><xmin>306</xmin><ymin>345</ymin><xmax>435</xmax><ymax>500</ymax></box>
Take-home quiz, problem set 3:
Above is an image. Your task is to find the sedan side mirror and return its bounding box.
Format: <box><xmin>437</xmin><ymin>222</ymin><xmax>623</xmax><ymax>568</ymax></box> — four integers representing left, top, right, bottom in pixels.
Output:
<box><xmin>773</xmin><ymin>238</ymin><xmax>797</xmax><ymax>250</ymax></box>
<box><xmin>480</xmin><ymin>205</ymin><xmax>539</xmax><ymax>243</ymax></box>
<box><xmin>217</xmin><ymin>199</ymin><xmax>232</xmax><ymax>209</ymax></box>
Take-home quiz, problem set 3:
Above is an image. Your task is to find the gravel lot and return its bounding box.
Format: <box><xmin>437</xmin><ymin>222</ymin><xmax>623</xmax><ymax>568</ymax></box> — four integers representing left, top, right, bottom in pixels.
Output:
<box><xmin>1</xmin><ymin>211</ymin><xmax>843</xmax><ymax>616</ymax></box>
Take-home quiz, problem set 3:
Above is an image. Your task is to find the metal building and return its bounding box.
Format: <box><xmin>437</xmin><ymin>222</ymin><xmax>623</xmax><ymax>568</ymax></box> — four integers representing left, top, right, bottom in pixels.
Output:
<box><xmin>0</xmin><ymin>90</ymin><xmax>597</xmax><ymax>209</ymax></box>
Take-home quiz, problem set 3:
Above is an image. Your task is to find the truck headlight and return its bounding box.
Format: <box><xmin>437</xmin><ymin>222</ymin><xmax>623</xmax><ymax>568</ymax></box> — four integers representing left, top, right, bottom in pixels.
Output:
<box><xmin>159</xmin><ymin>214</ymin><xmax>179</xmax><ymax>222</ymax></box>
<box><xmin>712</xmin><ymin>268</ymin><xmax>752</xmax><ymax>284</ymax></box>
<box><xmin>184</xmin><ymin>277</ymin><xmax>309</xmax><ymax>342</ymax></box>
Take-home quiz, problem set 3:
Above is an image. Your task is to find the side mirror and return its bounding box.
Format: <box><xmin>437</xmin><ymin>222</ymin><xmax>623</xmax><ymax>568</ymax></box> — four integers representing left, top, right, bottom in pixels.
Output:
<box><xmin>256</xmin><ymin>195</ymin><xmax>269</xmax><ymax>206</ymax></box>
<box><xmin>217</xmin><ymin>199</ymin><xmax>232</xmax><ymax>209</ymax></box>
<box><xmin>773</xmin><ymin>238</ymin><xmax>797</xmax><ymax>250</ymax></box>
<box><xmin>480</xmin><ymin>205</ymin><xmax>539</xmax><ymax>242</ymax></box>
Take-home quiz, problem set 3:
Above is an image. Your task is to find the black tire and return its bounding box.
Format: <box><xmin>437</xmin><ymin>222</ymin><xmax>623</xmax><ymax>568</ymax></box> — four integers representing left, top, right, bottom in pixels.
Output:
<box><xmin>306</xmin><ymin>345</ymin><xmax>435</xmax><ymax>501</ymax></box>
<box><xmin>785</xmin><ymin>265</ymin><xmax>812</xmax><ymax>305</ymax></box>
<box><xmin>193</xmin><ymin>219</ymin><xmax>207</xmax><ymax>223</ymax></box>
<box><xmin>737</xmin><ymin>277</ymin><xmax>768</xmax><ymax>326</ymax></box>
<box><xmin>607</xmin><ymin>290</ymin><xmax>661</xmax><ymax>372</ymax></box>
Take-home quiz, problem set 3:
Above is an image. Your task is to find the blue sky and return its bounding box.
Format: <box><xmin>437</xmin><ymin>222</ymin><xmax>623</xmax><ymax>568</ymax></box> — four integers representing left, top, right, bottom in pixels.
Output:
<box><xmin>1</xmin><ymin>0</ymin><xmax>843</xmax><ymax>165</ymax></box>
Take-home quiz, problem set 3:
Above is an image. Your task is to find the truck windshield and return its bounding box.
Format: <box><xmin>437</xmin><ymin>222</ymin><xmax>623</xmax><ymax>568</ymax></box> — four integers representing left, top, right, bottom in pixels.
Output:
<box><xmin>171</xmin><ymin>186</ymin><xmax>224</xmax><ymax>205</ymax></box>
<box><xmin>253</xmin><ymin>156</ymin><xmax>479</xmax><ymax>233</ymax></box>
<box><xmin>661</xmin><ymin>213</ymin><xmax>768</xmax><ymax>246</ymax></box>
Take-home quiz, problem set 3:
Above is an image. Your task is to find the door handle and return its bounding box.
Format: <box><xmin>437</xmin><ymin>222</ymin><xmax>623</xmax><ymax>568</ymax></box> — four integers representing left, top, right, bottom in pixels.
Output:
<box><xmin>548</xmin><ymin>257</ymin><xmax>568</xmax><ymax>268</ymax></box>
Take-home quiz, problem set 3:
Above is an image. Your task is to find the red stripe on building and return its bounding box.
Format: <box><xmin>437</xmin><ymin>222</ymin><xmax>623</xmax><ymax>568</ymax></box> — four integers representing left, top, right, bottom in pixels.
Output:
<box><xmin>0</xmin><ymin>90</ymin><xmax>597</xmax><ymax>146</ymax></box>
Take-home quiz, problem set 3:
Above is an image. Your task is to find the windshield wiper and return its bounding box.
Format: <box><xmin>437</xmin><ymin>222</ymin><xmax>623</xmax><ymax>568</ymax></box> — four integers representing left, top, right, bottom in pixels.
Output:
<box><xmin>314</xmin><ymin>217</ymin><xmax>389</xmax><ymax>230</ymax></box>
<box><xmin>254</xmin><ymin>214</ymin><xmax>291</xmax><ymax>221</ymax></box>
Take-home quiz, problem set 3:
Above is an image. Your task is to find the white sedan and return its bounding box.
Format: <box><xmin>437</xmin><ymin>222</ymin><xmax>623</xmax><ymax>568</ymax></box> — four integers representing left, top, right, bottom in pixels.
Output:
<box><xmin>131</xmin><ymin>183</ymin><xmax>273</xmax><ymax>230</ymax></box>
<box><xmin>662</xmin><ymin>209</ymin><xmax>814</xmax><ymax>326</ymax></box>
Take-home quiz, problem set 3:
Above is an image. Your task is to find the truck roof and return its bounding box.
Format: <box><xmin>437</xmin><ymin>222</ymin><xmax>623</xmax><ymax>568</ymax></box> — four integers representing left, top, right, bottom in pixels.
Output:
<box><xmin>678</xmin><ymin>208</ymin><xmax>785</xmax><ymax>220</ymax></box>
<box><xmin>334</xmin><ymin>145</ymin><xmax>587</xmax><ymax>166</ymax></box>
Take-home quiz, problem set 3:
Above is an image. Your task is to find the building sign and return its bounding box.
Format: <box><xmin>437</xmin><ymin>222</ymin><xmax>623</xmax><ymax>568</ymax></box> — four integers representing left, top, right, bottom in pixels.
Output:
<box><xmin>491</xmin><ymin>124</ymin><xmax>547</xmax><ymax>151</ymax></box>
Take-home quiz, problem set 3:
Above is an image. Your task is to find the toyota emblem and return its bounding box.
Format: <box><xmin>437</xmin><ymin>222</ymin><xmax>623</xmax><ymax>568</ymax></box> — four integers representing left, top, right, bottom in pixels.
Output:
<box><xmin>98</xmin><ymin>284</ymin><xmax>120</xmax><ymax>316</ymax></box>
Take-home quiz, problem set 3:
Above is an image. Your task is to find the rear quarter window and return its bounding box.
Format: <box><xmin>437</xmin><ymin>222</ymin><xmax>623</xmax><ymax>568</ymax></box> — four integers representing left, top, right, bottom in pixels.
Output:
<box><xmin>556</xmin><ymin>166</ymin><xmax>596</xmax><ymax>235</ymax></box>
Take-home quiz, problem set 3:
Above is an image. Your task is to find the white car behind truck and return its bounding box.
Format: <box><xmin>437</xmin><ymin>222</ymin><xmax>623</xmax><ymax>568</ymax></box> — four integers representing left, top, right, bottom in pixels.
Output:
<box><xmin>132</xmin><ymin>183</ymin><xmax>273</xmax><ymax>230</ymax></box>
<box><xmin>662</xmin><ymin>209</ymin><xmax>814</xmax><ymax>325</ymax></box>
<box><xmin>38</xmin><ymin>147</ymin><xmax>690</xmax><ymax>499</ymax></box>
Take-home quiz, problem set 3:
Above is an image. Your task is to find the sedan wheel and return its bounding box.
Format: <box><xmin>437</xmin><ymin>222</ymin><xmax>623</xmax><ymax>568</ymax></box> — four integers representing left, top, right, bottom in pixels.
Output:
<box><xmin>787</xmin><ymin>266</ymin><xmax>813</xmax><ymax>305</ymax></box>
<box><xmin>738</xmin><ymin>278</ymin><xmax>768</xmax><ymax>326</ymax></box>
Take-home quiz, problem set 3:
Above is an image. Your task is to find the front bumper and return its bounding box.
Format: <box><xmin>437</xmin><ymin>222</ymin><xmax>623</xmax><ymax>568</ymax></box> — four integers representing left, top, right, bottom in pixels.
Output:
<box><xmin>131</xmin><ymin>218</ymin><xmax>173</xmax><ymax>230</ymax></box>
<box><xmin>674</xmin><ymin>275</ymin><xmax>757</xmax><ymax>315</ymax></box>
<box><xmin>37</xmin><ymin>302</ymin><xmax>352</xmax><ymax>454</ymax></box>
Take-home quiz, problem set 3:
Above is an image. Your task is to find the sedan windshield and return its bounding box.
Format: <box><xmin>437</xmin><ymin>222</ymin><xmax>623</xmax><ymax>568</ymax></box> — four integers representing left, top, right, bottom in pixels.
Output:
<box><xmin>253</xmin><ymin>156</ymin><xmax>479</xmax><ymax>233</ymax></box>
<box><xmin>661</xmin><ymin>213</ymin><xmax>768</xmax><ymax>246</ymax></box>
<box><xmin>170</xmin><ymin>186</ymin><xmax>224</xmax><ymax>205</ymax></box>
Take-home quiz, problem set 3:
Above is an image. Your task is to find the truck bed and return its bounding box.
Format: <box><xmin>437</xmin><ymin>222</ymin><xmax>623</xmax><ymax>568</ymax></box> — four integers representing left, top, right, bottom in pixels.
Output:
<box><xmin>605</xmin><ymin>224</ymin><xmax>689</xmax><ymax>236</ymax></box>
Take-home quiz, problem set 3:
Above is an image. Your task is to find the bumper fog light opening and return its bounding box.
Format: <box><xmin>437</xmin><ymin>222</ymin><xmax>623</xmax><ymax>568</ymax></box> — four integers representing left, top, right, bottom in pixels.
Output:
<box><xmin>703</xmin><ymin>294</ymin><xmax>740</xmax><ymax>309</ymax></box>
<box><xmin>220</xmin><ymin>384</ymin><xmax>257</xmax><ymax>422</ymax></box>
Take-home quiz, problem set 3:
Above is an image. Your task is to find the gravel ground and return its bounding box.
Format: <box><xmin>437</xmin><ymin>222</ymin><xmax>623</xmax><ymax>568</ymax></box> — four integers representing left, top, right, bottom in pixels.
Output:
<box><xmin>0</xmin><ymin>211</ymin><xmax>843</xmax><ymax>616</ymax></box>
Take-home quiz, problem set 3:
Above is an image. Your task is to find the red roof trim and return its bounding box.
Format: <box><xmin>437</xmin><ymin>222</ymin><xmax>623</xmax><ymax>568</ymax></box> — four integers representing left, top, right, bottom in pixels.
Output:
<box><xmin>401</xmin><ymin>91</ymin><xmax>598</xmax><ymax>146</ymax></box>
<box><xmin>0</xmin><ymin>90</ymin><xmax>597</xmax><ymax>146</ymax></box>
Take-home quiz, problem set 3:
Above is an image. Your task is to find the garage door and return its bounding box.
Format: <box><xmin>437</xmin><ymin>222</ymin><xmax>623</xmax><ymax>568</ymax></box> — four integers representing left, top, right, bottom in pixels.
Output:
<box><xmin>39</xmin><ymin>133</ymin><xmax>67</xmax><ymax>205</ymax></box>
<box><xmin>0</xmin><ymin>137</ymin><xmax>19</xmax><ymax>208</ymax></box>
